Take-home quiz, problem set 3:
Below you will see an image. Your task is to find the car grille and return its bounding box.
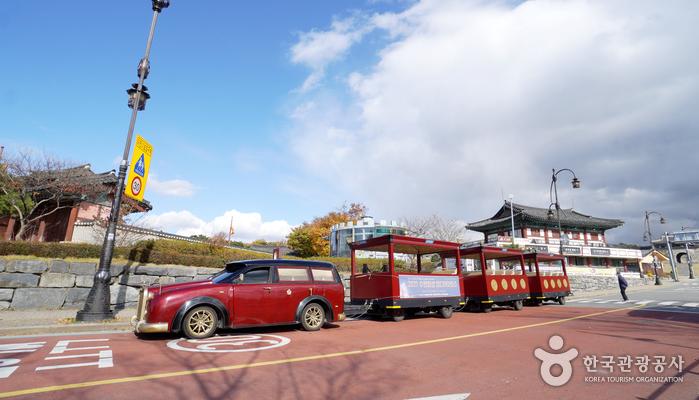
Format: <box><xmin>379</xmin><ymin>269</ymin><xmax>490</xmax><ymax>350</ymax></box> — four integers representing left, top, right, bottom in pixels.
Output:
<box><xmin>135</xmin><ymin>288</ymin><xmax>148</xmax><ymax>321</ymax></box>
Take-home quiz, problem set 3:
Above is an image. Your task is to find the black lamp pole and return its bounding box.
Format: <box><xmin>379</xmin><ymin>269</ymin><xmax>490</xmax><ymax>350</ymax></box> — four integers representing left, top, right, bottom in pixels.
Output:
<box><xmin>643</xmin><ymin>210</ymin><xmax>665</xmax><ymax>286</ymax></box>
<box><xmin>77</xmin><ymin>0</ymin><xmax>170</xmax><ymax>321</ymax></box>
<box><xmin>548</xmin><ymin>168</ymin><xmax>581</xmax><ymax>260</ymax></box>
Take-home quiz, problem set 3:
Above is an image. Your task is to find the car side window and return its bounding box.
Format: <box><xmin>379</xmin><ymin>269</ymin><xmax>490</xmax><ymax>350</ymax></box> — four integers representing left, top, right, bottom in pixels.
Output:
<box><xmin>311</xmin><ymin>268</ymin><xmax>336</xmax><ymax>283</ymax></box>
<box><xmin>277</xmin><ymin>267</ymin><xmax>310</xmax><ymax>282</ymax></box>
<box><xmin>240</xmin><ymin>267</ymin><xmax>270</xmax><ymax>284</ymax></box>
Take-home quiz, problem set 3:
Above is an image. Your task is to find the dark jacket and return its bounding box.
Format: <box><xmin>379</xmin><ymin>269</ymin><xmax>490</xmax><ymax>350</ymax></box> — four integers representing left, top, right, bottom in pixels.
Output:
<box><xmin>617</xmin><ymin>274</ymin><xmax>628</xmax><ymax>289</ymax></box>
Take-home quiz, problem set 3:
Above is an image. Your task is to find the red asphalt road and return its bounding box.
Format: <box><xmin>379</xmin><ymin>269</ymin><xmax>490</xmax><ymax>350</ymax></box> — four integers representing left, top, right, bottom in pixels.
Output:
<box><xmin>0</xmin><ymin>306</ymin><xmax>697</xmax><ymax>400</ymax></box>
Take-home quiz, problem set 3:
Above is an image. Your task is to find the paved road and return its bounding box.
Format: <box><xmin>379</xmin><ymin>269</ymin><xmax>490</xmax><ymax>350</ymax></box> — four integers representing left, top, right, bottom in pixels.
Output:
<box><xmin>0</xmin><ymin>304</ymin><xmax>696</xmax><ymax>400</ymax></box>
<box><xmin>564</xmin><ymin>281</ymin><xmax>699</xmax><ymax>314</ymax></box>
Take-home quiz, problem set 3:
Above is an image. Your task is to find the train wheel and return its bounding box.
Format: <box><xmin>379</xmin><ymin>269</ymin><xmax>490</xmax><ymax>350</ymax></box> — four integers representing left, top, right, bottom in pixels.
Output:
<box><xmin>558</xmin><ymin>297</ymin><xmax>566</xmax><ymax>305</ymax></box>
<box><xmin>513</xmin><ymin>300</ymin><xmax>524</xmax><ymax>311</ymax></box>
<box><xmin>438</xmin><ymin>306</ymin><xmax>453</xmax><ymax>319</ymax></box>
<box><xmin>481</xmin><ymin>303</ymin><xmax>492</xmax><ymax>313</ymax></box>
<box><xmin>391</xmin><ymin>311</ymin><xmax>405</xmax><ymax>322</ymax></box>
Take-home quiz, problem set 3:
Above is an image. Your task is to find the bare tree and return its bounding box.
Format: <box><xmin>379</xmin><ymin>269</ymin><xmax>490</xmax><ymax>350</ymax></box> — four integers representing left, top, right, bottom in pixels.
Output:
<box><xmin>0</xmin><ymin>151</ymin><xmax>106</xmax><ymax>240</ymax></box>
<box><xmin>403</xmin><ymin>214</ymin><xmax>466</xmax><ymax>242</ymax></box>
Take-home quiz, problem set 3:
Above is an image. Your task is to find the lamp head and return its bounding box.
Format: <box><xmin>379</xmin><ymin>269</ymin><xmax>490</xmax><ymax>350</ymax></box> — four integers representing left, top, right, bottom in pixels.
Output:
<box><xmin>547</xmin><ymin>209</ymin><xmax>555</xmax><ymax>219</ymax></box>
<box><xmin>126</xmin><ymin>83</ymin><xmax>150</xmax><ymax>111</ymax></box>
<box><xmin>571</xmin><ymin>177</ymin><xmax>581</xmax><ymax>189</ymax></box>
<box><xmin>152</xmin><ymin>0</ymin><xmax>170</xmax><ymax>12</ymax></box>
<box><xmin>660</xmin><ymin>217</ymin><xmax>666</xmax><ymax>224</ymax></box>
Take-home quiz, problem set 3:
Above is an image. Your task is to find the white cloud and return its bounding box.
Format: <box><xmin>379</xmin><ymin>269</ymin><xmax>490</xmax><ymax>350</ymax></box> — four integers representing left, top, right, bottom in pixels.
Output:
<box><xmin>288</xmin><ymin>0</ymin><xmax>699</xmax><ymax>242</ymax></box>
<box><xmin>141</xmin><ymin>209</ymin><xmax>294</xmax><ymax>243</ymax></box>
<box><xmin>291</xmin><ymin>15</ymin><xmax>373</xmax><ymax>91</ymax></box>
<box><xmin>149</xmin><ymin>175</ymin><xmax>196</xmax><ymax>197</ymax></box>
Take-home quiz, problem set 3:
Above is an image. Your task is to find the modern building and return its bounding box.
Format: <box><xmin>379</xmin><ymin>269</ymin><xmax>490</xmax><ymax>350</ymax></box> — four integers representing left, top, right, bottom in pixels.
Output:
<box><xmin>330</xmin><ymin>216</ymin><xmax>407</xmax><ymax>257</ymax></box>
<box><xmin>466</xmin><ymin>202</ymin><xmax>643</xmax><ymax>270</ymax></box>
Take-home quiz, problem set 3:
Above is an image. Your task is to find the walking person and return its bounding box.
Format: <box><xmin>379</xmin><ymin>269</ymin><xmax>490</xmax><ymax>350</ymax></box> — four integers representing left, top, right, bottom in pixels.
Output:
<box><xmin>617</xmin><ymin>270</ymin><xmax>629</xmax><ymax>301</ymax></box>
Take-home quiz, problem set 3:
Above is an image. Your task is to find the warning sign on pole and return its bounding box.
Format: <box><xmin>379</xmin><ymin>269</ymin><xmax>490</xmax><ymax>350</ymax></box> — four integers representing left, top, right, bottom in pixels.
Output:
<box><xmin>125</xmin><ymin>135</ymin><xmax>152</xmax><ymax>202</ymax></box>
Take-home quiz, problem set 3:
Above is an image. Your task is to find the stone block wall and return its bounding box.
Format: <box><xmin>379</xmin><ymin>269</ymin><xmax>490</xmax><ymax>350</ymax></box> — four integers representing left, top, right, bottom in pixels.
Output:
<box><xmin>0</xmin><ymin>258</ymin><xmax>649</xmax><ymax>310</ymax></box>
<box><xmin>0</xmin><ymin>258</ymin><xmax>221</xmax><ymax>310</ymax></box>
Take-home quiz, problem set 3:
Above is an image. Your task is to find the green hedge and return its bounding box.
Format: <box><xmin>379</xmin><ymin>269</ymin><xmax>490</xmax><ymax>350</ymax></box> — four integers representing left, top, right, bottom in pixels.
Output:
<box><xmin>0</xmin><ymin>239</ymin><xmax>409</xmax><ymax>272</ymax></box>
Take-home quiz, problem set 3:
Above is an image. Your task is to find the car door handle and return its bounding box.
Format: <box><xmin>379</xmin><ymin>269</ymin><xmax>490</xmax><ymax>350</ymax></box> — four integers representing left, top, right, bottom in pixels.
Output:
<box><xmin>263</xmin><ymin>287</ymin><xmax>272</xmax><ymax>291</ymax></box>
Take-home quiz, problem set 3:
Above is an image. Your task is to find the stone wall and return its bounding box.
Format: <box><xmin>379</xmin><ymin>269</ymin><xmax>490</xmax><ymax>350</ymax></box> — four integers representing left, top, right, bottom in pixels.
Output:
<box><xmin>0</xmin><ymin>258</ymin><xmax>221</xmax><ymax>310</ymax></box>
<box><xmin>0</xmin><ymin>258</ymin><xmax>649</xmax><ymax>310</ymax></box>
<box><xmin>566</xmin><ymin>266</ymin><xmax>648</xmax><ymax>292</ymax></box>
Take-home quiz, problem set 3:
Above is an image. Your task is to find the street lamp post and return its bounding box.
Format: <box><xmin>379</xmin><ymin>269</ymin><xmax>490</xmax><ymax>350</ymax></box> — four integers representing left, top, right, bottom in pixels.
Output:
<box><xmin>664</xmin><ymin>232</ymin><xmax>679</xmax><ymax>282</ymax></box>
<box><xmin>685</xmin><ymin>242</ymin><xmax>695</xmax><ymax>280</ymax></box>
<box><xmin>643</xmin><ymin>211</ymin><xmax>665</xmax><ymax>286</ymax></box>
<box><xmin>508</xmin><ymin>194</ymin><xmax>515</xmax><ymax>246</ymax></box>
<box><xmin>547</xmin><ymin>168</ymin><xmax>581</xmax><ymax>260</ymax></box>
<box><xmin>77</xmin><ymin>0</ymin><xmax>170</xmax><ymax>321</ymax></box>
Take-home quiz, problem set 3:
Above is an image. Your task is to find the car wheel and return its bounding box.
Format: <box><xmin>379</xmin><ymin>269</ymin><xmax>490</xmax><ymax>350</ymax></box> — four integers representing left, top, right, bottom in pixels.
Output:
<box><xmin>513</xmin><ymin>300</ymin><xmax>524</xmax><ymax>311</ymax></box>
<box><xmin>182</xmin><ymin>306</ymin><xmax>218</xmax><ymax>339</ymax></box>
<box><xmin>558</xmin><ymin>296</ymin><xmax>566</xmax><ymax>305</ymax></box>
<box><xmin>391</xmin><ymin>311</ymin><xmax>405</xmax><ymax>322</ymax></box>
<box><xmin>438</xmin><ymin>306</ymin><xmax>453</xmax><ymax>319</ymax></box>
<box><xmin>301</xmin><ymin>303</ymin><xmax>325</xmax><ymax>331</ymax></box>
<box><xmin>481</xmin><ymin>303</ymin><xmax>492</xmax><ymax>313</ymax></box>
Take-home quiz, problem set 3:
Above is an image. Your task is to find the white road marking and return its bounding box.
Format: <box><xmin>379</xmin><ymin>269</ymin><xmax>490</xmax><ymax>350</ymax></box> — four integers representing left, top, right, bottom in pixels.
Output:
<box><xmin>594</xmin><ymin>300</ymin><xmax>616</xmax><ymax>304</ymax></box>
<box><xmin>36</xmin><ymin>350</ymin><xmax>113</xmax><ymax>371</ymax></box>
<box><xmin>576</xmin><ymin>299</ymin><xmax>599</xmax><ymax>303</ymax></box>
<box><xmin>658</xmin><ymin>301</ymin><xmax>678</xmax><ymax>306</ymax></box>
<box><xmin>407</xmin><ymin>393</ymin><xmax>471</xmax><ymax>400</ymax></box>
<box><xmin>682</xmin><ymin>303</ymin><xmax>699</xmax><ymax>307</ymax></box>
<box><xmin>635</xmin><ymin>300</ymin><xmax>655</xmax><ymax>305</ymax></box>
<box><xmin>565</xmin><ymin>299</ymin><xmax>582</xmax><ymax>302</ymax></box>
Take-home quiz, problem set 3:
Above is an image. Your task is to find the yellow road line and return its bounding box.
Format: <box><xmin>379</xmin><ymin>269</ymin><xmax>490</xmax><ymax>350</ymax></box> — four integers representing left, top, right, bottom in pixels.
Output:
<box><xmin>0</xmin><ymin>305</ymin><xmax>643</xmax><ymax>399</ymax></box>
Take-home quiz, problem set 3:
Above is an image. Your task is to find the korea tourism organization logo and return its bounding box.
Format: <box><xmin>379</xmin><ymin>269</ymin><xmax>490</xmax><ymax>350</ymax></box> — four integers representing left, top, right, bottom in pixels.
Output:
<box><xmin>167</xmin><ymin>334</ymin><xmax>291</xmax><ymax>353</ymax></box>
<box><xmin>534</xmin><ymin>335</ymin><xmax>579</xmax><ymax>386</ymax></box>
<box><xmin>534</xmin><ymin>334</ymin><xmax>685</xmax><ymax>387</ymax></box>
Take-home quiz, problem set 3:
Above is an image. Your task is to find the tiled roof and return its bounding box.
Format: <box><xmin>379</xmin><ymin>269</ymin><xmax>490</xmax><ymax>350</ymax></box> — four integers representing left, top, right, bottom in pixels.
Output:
<box><xmin>467</xmin><ymin>202</ymin><xmax>624</xmax><ymax>232</ymax></box>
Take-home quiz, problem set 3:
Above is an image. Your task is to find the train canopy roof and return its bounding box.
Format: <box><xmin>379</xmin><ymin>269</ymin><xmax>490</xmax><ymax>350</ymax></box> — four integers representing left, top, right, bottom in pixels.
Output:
<box><xmin>349</xmin><ymin>234</ymin><xmax>460</xmax><ymax>255</ymax></box>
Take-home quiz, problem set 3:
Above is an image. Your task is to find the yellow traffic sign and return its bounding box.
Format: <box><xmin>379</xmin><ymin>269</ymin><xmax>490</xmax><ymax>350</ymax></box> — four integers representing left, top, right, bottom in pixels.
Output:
<box><xmin>125</xmin><ymin>135</ymin><xmax>153</xmax><ymax>202</ymax></box>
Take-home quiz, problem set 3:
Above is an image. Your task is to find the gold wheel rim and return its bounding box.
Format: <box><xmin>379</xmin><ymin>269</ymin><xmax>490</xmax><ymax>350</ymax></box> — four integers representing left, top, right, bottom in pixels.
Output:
<box><xmin>188</xmin><ymin>309</ymin><xmax>215</xmax><ymax>335</ymax></box>
<box><xmin>304</xmin><ymin>305</ymin><xmax>323</xmax><ymax>328</ymax></box>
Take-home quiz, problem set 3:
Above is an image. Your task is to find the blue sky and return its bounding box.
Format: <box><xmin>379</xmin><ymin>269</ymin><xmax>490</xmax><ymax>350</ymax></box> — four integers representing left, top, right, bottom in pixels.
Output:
<box><xmin>0</xmin><ymin>0</ymin><xmax>404</xmax><ymax>240</ymax></box>
<box><xmin>2</xmin><ymin>0</ymin><xmax>698</xmax><ymax>243</ymax></box>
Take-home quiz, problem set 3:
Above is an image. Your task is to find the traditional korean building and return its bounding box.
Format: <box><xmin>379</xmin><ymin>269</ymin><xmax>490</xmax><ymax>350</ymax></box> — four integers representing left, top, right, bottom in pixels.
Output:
<box><xmin>1</xmin><ymin>164</ymin><xmax>151</xmax><ymax>242</ymax></box>
<box><xmin>466</xmin><ymin>202</ymin><xmax>643</xmax><ymax>270</ymax></box>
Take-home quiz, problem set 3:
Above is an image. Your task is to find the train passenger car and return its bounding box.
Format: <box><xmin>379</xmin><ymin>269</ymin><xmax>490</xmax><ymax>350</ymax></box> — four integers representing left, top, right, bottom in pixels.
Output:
<box><xmin>350</xmin><ymin>235</ymin><xmax>465</xmax><ymax>321</ymax></box>
<box><xmin>523</xmin><ymin>252</ymin><xmax>571</xmax><ymax>305</ymax></box>
<box><xmin>456</xmin><ymin>246</ymin><xmax>530</xmax><ymax>312</ymax></box>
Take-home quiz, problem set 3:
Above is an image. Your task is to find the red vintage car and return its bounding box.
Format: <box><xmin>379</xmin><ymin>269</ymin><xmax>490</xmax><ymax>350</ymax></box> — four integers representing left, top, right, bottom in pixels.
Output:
<box><xmin>132</xmin><ymin>259</ymin><xmax>346</xmax><ymax>339</ymax></box>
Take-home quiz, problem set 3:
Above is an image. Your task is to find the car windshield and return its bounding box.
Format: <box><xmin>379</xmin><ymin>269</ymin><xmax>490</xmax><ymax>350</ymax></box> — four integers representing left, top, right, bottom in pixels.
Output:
<box><xmin>211</xmin><ymin>263</ymin><xmax>247</xmax><ymax>283</ymax></box>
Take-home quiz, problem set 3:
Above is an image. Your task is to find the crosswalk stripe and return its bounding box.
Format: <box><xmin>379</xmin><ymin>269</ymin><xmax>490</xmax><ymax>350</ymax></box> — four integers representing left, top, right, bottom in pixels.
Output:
<box><xmin>682</xmin><ymin>302</ymin><xmax>699</xmax><ymax>307</ymax></box>
<box><xmin>577</xmin><ymin>299</ymin><xmax>598</xmax><ymax>303</ymax></box>
<box><xmin>595</xmin><ymin>300</ymin><xmax>616</xmax><ymax>304</ymax></box>
<box><xmin>658</xmin><ymin>301</ymin><xmax>678</xmax><ymax>306</ymax></box>
<box><xmin>565</xmin><ymin>299</ymin><xmax>582</xmax><ymax>303</ymax></box>
<box><xmin>635</xmin><ymin>300</ymin><xmax>655</xmax><ymax>305</ymax></box>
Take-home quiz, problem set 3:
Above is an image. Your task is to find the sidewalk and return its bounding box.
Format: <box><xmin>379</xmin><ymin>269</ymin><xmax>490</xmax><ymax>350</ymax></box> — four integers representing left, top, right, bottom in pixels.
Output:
<box><xmin>0</xmin><ymin>308</ymin><xmax>136</xmax><ymax>337</ymax></box>
<box><xmin>568</xmin><ymin>278</ymin><xmax>682</xmax><ymax>300</ymax></box>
